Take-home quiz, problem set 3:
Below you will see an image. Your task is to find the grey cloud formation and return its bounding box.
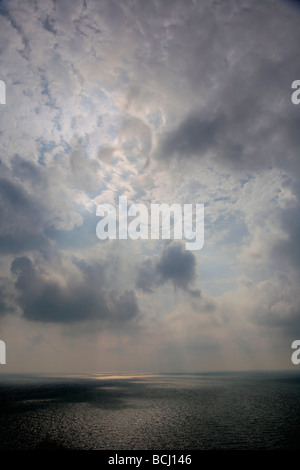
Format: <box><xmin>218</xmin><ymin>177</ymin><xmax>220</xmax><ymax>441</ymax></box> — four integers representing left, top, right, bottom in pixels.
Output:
<box><xmin>0</xmin><ymin>175</ymin><xmax>48</xmax><ymax>254</ymax></box>
<box><xmin>137</xmin><ymin>242</ymin><xmax>200</xmax><ymax>294</ymax></box>
<box><xmin>11</xmin><ymin>256</ymin><xmax>139</xmax><ymax>325</ymax></box>
<box><xmin>159</xmin><ymin>113</ymin><xmax>225</xmax><ymax>162</ymax></box>
<box><xmin>272</xmin><ymin>186</ymin><xmax>300</xmax><ymax>272</ymax></box>
<box><xmin>155</xmin><ymin>99</ymin><xmax>300</xmax><ymax>174</ymax></box>
<box><xmin>136</xmin><ymin>259</ymin><xmax>157</xmax><ymax>294</ymax></box>
<box><xmin>156</xmin><ymin>243</ymin><xmax>198</xmax><ymax>290</ymax></box>
<box><xmin>247</xmin><ymin>271</ymin><xmax>300</xmax><ymax>338</ymax></box>
<box><xmin>0</xmin><ymin>153</ymin><xmax>94</xmax><ymax>256</ymax></box>
<box><xmin>156</xmin><ymin>106</ymin><xmax>300</xmax><ymax>173</ymax></box>
<box><xmin>150</xmin><ymin>1</ymin><xmax>300</xmax><ymax>173</ymax></box>
<box><xmin>0</xmin><ymin>281</ymin><xmax>12</xmax><ymax>317</ymax></box>
<box><xmin>0</xmin><ymin>0</ymin><xmax>300</xmax><ymax>371</ymax></box>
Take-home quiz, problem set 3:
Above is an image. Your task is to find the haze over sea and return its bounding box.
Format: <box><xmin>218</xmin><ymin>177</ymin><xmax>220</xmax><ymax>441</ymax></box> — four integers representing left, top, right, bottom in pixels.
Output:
<box><xmin>0</xmin><ymin>371</ymin><xmax>300</xmax><ymax>450</ymax></box>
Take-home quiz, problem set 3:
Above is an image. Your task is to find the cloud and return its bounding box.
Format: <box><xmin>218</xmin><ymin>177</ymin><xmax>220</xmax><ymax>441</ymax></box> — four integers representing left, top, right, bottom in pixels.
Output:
<box><xmin>156</xmin><ymin>243</ymin><xmax>198</xmax><ymax>289</ymax></box>
<box><xmin>0</xmin><ymin>176</ymin><xmax>49</xmax><ymax>254</ymax></box>
<box><xmin>137</xmin><ymin>242</ymin><xmax>200</xmax><ymax>294</ymax></box>
<box><xmin>271</xmin><ymin>184</ymin><xmax>300</xmax><ymax>273</ymax></box>
<box><xmin>70</xmin><ymin>137</ymin><xmax>102</xmax><ymax>195</ymax></box>
<box><xmin>154</xmin><ymin>102</ymin><xmax>300</xmax><ymax>174</ymax></box>
<box><xmin>0</xmin><ymin>282</ymin><xmax>12</xmax><ymax>317</ymax></box>
<box><xmin>158</xmin><ymin>112</ymin><xmax>225</xmax><ymax>162</ymax></box>
<box><xmin>0</xmin><ymin>0</ymin><xmax>300</xmax><ymax>372</ymax></box>
<box><xmin>149</xmin><ymin>0</ymin><xmax>300</xmax><ymax>174</ymax></box>
<box><xmin>11</xmin><ymin>255</ymin><xmax>139</xmax><ymax>325</ymax></box>
<box><xmin>136</xmin><ymin>258</ymin><xmax>157</xmax><ymax>294</ymax></box>
<box><xmin>238</xmin><ymin>271</ymin><xmax>300</xmax><ymax>338</ymax></box>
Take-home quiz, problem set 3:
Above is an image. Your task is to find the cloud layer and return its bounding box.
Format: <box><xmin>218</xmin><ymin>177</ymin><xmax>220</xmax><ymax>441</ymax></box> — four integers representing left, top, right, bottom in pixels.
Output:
<box><xmin>0</xmin><ymin>0</ymin><xmax>300</xmax><ymax>372</ymax></box>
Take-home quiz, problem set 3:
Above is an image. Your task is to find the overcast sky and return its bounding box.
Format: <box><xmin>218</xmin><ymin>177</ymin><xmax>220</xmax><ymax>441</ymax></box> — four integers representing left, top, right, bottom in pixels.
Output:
<box><xmin>1</xmin><ymin>0</ymin><xmax>300</xmax><ymax>373</ymax></box>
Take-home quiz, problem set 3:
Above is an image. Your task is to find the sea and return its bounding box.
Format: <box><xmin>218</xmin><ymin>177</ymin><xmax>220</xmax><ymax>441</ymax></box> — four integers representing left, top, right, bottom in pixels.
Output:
<box><xmin>0</xmin><ymin>370</ymin><xmax>300</xmax><ymax>451</ymax></box>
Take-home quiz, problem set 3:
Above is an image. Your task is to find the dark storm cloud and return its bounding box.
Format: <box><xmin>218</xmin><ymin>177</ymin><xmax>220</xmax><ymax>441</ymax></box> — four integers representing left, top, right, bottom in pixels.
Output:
<box><xmin>156</xmin><ymin>98</ymin><xmax>300</xmax><ymax>173</ymax></box>
<box><xmin>157</xmin><ymin>243</ymin><xmax>198</xmax><ymax>289</ymax></box>
<box><xmin>282</xmin><ymin>0</ymin><xmax>300</xmax><ymax>13</ymax></box>
<box><xmin>156</xmin><ymin>109</ymin><xmax>300</xmax><ymax>174</ymax></box>
<box><xmin>151</xmin><ymin>0</ymin><xmax>300</xmax><ymax>173</ymax></box>
<box><xmin>160</xmin><ymin>113</ymin><xmax>225</xmax><ymax>161</ymax></box>
<box><xmin>137</xmin><ymin>242</ymin><xmax>199</xmax><ymax>293</ymax></box>
<box><xmin>11</xmin><ymin>256</ymin><xmax>139</xmax><ymax>324</ymax></box>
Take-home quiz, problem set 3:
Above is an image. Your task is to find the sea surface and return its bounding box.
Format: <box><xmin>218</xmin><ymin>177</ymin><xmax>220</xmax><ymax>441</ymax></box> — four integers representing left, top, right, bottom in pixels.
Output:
<box><xmin>0</xmin><ymin>371</ymin><xmax>300</xmax><ymax>450</ymax></box>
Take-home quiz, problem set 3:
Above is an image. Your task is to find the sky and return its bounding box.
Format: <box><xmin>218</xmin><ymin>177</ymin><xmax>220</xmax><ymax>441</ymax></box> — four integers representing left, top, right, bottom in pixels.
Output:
<box><xmin>0</xmin><ymin>0</ymin><xmax>300</xmax><ymax>373</ymax></box>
